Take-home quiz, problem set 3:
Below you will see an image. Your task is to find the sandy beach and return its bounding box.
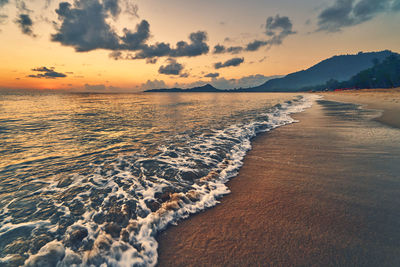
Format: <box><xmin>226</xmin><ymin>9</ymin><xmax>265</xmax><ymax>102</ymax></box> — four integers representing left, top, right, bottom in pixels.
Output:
<box><xmin>156</xmin><ymin>89</ymin><xmax>400</xmax><ymax>266</ymax></box>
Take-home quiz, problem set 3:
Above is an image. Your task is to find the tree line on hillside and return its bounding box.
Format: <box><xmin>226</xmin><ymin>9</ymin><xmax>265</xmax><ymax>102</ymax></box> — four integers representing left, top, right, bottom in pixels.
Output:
<box><xmin>306</xmin><ymin>54</ymin><xmax>400</xmax><ymax>91</ymax></box>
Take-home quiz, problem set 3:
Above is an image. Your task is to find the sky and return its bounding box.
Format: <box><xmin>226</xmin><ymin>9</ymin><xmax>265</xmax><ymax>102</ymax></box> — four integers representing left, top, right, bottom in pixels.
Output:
<box><xmin>0</xmin><ymin>0</ymin><xmax>399</xmax><ymax>91</ymax></box>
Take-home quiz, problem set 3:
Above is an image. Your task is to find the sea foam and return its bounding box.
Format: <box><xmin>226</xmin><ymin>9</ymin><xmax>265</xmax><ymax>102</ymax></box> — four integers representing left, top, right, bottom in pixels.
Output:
<box><xmin>1</xmin><ymin>94</ymin><xmax>317</xmax><ymax>267</ymax></box>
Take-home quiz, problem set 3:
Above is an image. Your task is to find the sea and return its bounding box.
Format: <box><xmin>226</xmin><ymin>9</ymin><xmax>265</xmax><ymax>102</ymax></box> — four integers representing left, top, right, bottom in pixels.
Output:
<box><xmin>0</xmin><ymin>92</ymin><xmax>315</xmax><ymax>266</ymax></box>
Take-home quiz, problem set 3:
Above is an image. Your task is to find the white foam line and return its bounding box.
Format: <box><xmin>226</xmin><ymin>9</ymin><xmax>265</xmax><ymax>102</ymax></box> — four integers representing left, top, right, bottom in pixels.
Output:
<box><xmin>108</xmin><ymin>94</ymin><xmax>319</xmax><ymax>267</ymax></box>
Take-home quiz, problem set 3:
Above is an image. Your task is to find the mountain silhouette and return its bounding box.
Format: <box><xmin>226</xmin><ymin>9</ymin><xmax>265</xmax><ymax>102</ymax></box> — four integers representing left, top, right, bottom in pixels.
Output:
<box><xmin>145</xmin><ymin>50</ymin><xmax>398</xmax><ymax>92</ymax></box>
<box><xmin>249</xmin><ymin>50</ymin><xmax>397</xmax><ymax>92</ymax></box>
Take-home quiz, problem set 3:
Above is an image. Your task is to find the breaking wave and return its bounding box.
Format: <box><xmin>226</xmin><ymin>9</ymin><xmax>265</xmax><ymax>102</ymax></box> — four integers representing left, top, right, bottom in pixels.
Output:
<box><xmin>0</xmin><ymin>94</ymin><xmax>316</xmax><ymax>266</ymax></box>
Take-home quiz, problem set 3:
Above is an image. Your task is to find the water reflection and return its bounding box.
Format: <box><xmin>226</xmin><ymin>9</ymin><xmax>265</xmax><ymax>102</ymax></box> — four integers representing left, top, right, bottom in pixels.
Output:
<box><xmin>0</xmin><ymin>91</ymin><xmax>303</xmax><ymax>266</ymax></box>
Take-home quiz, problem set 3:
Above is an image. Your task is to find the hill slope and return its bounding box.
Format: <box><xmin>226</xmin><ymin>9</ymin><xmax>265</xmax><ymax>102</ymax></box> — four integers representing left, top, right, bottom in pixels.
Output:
<box><xmin>308</xmin><ymin>54</ymin><xmax>400</xmax><ymax>91</ymax></box>
<box><xmin>250</xmin><ymin>50</ymin><xmax>397</xmax><ymax>92</ymax></box>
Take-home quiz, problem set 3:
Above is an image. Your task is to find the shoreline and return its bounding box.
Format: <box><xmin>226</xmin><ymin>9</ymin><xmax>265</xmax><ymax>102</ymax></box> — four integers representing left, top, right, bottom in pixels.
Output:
<box><xmin>156</xmin><ymin>90</ymin><xmax>400</xmax><ymax>266</ymax></box>
<box><xmin>320</xmin><ymin>88</ymin><xmax>400</xmax><ymax>129</ymax></box>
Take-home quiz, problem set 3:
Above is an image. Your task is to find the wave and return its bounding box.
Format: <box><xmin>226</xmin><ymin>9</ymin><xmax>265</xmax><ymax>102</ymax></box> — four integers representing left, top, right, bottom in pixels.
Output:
<box><xmin>0</xmin><ymin>94</ymin><xmax>317</xmax><ymax>267</ymax></box>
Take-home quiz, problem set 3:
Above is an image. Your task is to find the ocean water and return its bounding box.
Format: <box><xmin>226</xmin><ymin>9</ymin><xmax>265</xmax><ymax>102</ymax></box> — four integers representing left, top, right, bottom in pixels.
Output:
<box><xmin>0</xmin><ymin>92</ymin><xmax>315</xmax><ymax>266</ymax></box>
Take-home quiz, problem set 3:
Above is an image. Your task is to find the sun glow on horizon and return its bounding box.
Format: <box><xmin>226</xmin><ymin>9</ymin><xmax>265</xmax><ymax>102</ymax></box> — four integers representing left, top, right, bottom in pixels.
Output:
<box><xmin>0</xmin><ymin>0</ymin><xmax>400</xmax><ymax>91</ymax></box>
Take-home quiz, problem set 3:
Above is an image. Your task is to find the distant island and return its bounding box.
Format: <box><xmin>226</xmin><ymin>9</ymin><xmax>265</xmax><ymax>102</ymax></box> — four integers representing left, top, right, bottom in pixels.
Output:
<box><xmin>145</xmin><ymin>50</ymin><xmax>400</xmax><ymax>93</ymax></box>
<box><xmin>145</xmin><ymin>84</ymin><xmax>222</xmax><ymax>93</ymax></box>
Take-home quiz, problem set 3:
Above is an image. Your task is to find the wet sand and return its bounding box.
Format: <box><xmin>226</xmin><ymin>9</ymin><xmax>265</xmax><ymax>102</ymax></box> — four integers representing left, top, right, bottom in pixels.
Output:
<box><xmin>322</xmin><ymin>88</ymin><xmax>400</xmax><ymax>129</ymax></box>
<box><xmin>157</xmin><ymin>91</ymin><xmax>400</xmax><ymax>266</ymax></box>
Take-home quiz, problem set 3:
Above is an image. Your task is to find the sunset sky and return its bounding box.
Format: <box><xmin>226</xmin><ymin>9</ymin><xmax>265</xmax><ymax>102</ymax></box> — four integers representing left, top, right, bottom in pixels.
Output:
<box><xmin>0</xmin><ymin>0</ymin><xmax>399</xmax><ymax>91</ymax></box>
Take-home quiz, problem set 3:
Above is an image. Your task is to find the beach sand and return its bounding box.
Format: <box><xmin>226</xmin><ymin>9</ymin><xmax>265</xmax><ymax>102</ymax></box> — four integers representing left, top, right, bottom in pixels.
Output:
<box><xmin>156</xmin><ymin>89</ymin><xmax>400</xmax><ymax>266</ymax></box>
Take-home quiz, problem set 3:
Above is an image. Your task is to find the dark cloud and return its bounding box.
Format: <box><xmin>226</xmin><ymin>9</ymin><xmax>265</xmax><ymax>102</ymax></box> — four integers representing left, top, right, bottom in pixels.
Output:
<box><xmin>159</xmin><ymin>58</ymin><xmax>184</xmax><ymax>75</ymax></box>
<box><xmin>52</xmin><ymin>1</ymin><xmax>122</xmax><ymax>52</ymax></box>
<box><xmin>28</xmin><ymin>67</ymin><xmax>67</xmax><ymax>79</ymax></box>
<box><xmin>213</xmin><ymin>44</ymin><xmax>225</xmax><ymax>54</ymax></box>
<box><xmin>394</xmin><ymin>0</ymin><xmax>400</xmax><ymax>10</ymax></box>
<box><xmin>15</xmin><ymin>14</ymin><xmax>35</xmax><ymax>36</ymax></box>
<box><xmin>246</xmin><ymin>40</ymin><xmax>268</xmax><ymax>51</ymax></box>
<box><xmin>214</xmin><ymin>15</ymin><xmax>295</xmax><ymax>55</ymax></box>
<box><xmin>134</xmin><ymin>31</ymin><xmax>210</xmax><ymax>59</ymax></box>
<box><xmin>213</xmin><ymin>44</ymin><xmax>243</xmax><ymax>54</ymax></box>
<box><xmin>51</xmin><ymin>0</ymin><xmax>149</xmax><ymax>52</ymax></box>
<box><xmin>133</xmin><ymin>42</ymin><xmax>171</xmax><ymax>59</ymax></box>
<box><xmin>317</xmin><ymin>0</ymin><xmax>358</xmax><ymax>32</ymax></box>
<box><xmin>204</xmin><ymin>72</ymin><xmax>219</xmax><ymax>78</ymax></box>
<box><xmin>266</xmin><ymin>15</ymin><xmax>294</xmax><ymax>35</ymax></box>
<box><xmin>265</xmin><ymin>14</ymin><xmax>296</xmax><ymax>45</ymax></box>
<box><xmin>13</xmin><ymin>0</ymin><xmax>33</xmax><ymax>32</ymax></box>
<box><xmin>226</xmin><ymin>46</ymin><xmax>243</xmax><ymax>54</ymax></box>
<box><xmin>214</xmin><ymin>57</ymin><xmax>244</xmax><ymax>69</ymax></box>
<box><xmin>103</xmin><ymin>0</ymin><xmax>121</xmax><ymax>17</ymax></box>
<box><xmin>52</xmin><ymin>1</ymin><xmax>209</xmax><ymax>61</ymax></box>
<box><xmin>12</xmin><ymin>1</ymin><xmax>35</xmax><ymax>35</ymax></box>
<box><xmin>169</xmin><ymin>31</ymin><xmax>209</xmax><ymax>57</ymax></box>
<box><xmin>120</xmin><ymin>31</ymin><xmax>209</xmax><ymax>60</ymax></box>
<box><xmin>353</xmin><ymin>0</ymin><xmax>387</xmax><ymax>19</ymax></box>
<box><xmin>317</xmin><ymin>0</ymin><xmax>398</xmax><ymax>32</ymax></box>
<box><xmin>120</xmin><ymin>20</ymin><xmax>150</xmax><ymax>50</ymax></box>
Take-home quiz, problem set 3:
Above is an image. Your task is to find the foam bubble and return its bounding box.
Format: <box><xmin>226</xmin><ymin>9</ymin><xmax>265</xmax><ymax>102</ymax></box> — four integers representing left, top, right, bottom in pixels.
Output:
<box><xmin>24</xmin><ymin>240</ymin><xmax>65</xmax><ymax>266</ymax></box>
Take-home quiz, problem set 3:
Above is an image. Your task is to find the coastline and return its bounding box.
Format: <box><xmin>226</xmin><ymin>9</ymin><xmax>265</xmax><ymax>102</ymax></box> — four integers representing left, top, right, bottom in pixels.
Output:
<box><xmin>320</xmin><ymin>88</ymin><xmax>400</xmax><ymax>129</ymax></box>
<box><xmin>156</xmin><ymin>90</ymin><xmax>400</xmax><ymax>266</ymax></box>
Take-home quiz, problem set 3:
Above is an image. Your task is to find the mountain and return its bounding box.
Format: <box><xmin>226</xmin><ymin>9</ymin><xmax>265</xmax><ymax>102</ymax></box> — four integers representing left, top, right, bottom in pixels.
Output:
<box><xmin>249</xmin><ymin>50</ymin><xmax>397</xmax><ymax>92</ymax></box>
<box><xmin>309</xmin><ymin>53</ymin><xmax>400</xmax><ymax>91</ymax></box>
<box><xmin>145</xmin><ymin>50</ymin><xmax>399</xmax><ymax>93</ymax></box>
<box><xmin>145</xmin><ymin>84</ymin><xmax>221</xmax><ymax>92</ymax></box>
